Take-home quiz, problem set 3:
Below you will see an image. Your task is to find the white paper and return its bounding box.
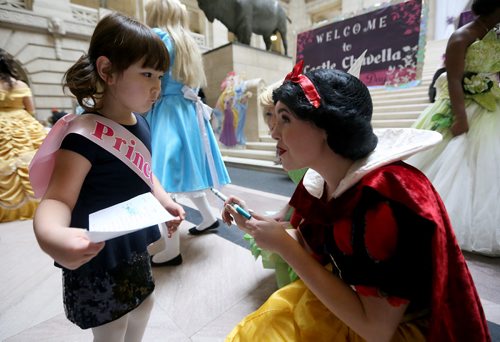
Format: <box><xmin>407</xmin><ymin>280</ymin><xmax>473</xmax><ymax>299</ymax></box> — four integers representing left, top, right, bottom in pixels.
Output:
<box><xmin>87</xmin><ymin>192</ymin><xmax>175</xmax><ymax>242</ymax></box>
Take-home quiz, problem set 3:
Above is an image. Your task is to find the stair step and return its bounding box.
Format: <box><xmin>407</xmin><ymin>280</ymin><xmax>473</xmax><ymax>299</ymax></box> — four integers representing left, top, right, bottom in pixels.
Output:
<box><xmin>371</xmin><ymin>93</ymin><xmax>429</xmax><ymax>105</ymax></box>
<box><xmin>369</xmin><ymin>86</ymin><xmax>428</xmax><ymax>96</ymax></box>
<box><xmin>371</xmin><ymin>119</ymin><xmax>415</xmax><ymax>128</ymax></box>
<box><xmin>220</xmin><ymin>148</ymin><xmax>276</xmax><ymax>161</ymax></box>
<box><xmin>371</xmin><ymin>91</ymin><xmax>429</xmax><ymax>101</ymax></box>
<box><xmin>222</xmin><ymin>156</ymin><xmax>285</xmax><ymax>173</ymax></box>
<box><xmin>373</xmin><ymin>103</ymin><xmax>428</xmax><ymax>113</ymax></box>
<box><xmin>259</xmin><ymin>135</ymin><xmax>275</xmax><ymax>143</ymax></box>
<box><xmin>373</xmin><ymin>97</ymin><xmax>430</xmax><ymax>106</ymax></box>
<box><xmin>246</xmin><ymin>141</ymin><xmax>276</xmax><ymax>151</ymax></box>
<box><xmin>372</xmin><ymin>111</ymin><xmax>421</xmax><ymax>120</ymax></box>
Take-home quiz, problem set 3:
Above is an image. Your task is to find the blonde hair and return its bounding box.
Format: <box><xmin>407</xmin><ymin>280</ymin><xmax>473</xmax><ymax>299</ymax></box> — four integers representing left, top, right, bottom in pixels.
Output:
<box><xmin>258</xmin><ymin>80</ymin><xmax>282</xmax><ymax>107</ymax></box>
<box><xmin>145</xmin><ymin>0</ymin><xmax>206</xmax><ymax>88</ymax></box>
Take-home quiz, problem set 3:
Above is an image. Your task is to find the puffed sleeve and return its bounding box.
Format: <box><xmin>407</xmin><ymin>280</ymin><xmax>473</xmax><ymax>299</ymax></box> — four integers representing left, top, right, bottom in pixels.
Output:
<box><xmin>349</xmin><ymin>188</ymin><xmax>434</xmax><ymax>308</ymax></box>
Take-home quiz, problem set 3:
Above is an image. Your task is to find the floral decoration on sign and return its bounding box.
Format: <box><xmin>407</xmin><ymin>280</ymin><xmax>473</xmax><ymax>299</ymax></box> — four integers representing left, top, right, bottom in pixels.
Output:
<box><xmin>384</xmin><ymin>45</ymin><xmax>418</xmax><ymax>86</ymax></box>
<box><xmin>296</xmin><ymin>31</ymin><xmax>314</xmax><ymax>61</ymax></box>
<box><xmin>390</xmin><ymin>0</ymin><xmax>422</xmax><ymax>36</ymax></box>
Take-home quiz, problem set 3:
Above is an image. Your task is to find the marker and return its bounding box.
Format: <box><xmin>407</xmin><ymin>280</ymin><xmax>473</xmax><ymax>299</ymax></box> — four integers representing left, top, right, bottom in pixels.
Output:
<box><xmin>210</xmin><ymin>188</ymin><xmax>252</xmax><ymax>219</ymax></box>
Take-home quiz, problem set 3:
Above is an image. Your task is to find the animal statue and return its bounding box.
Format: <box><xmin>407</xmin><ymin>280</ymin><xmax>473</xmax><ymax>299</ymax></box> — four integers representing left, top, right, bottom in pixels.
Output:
<box><xmin>197</xmin><ymin>0</ymin><xmax>289</xmax><ymax>55</ymax></box>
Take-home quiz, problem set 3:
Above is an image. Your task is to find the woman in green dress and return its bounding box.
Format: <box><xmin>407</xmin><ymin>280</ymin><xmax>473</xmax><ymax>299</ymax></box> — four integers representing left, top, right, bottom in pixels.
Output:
<box><xmin>407</xmin><ymin>0</ymin><xmax>500</xmax><ymax>256</ymax></box>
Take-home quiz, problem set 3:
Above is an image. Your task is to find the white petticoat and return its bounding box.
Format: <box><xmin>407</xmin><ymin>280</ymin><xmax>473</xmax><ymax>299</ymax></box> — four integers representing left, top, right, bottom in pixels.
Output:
<box><xmin>407</xmin><ymin>101</ymin><xmax>500</xmax><ymax>256</ymax></box>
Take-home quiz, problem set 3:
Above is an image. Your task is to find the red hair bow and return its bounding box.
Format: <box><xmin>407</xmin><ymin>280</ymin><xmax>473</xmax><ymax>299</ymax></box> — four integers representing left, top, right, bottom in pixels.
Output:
<box><xmin>285</xmin><ymin>60</ymin><xmax>321</xmax><ymax>108</ymax></box>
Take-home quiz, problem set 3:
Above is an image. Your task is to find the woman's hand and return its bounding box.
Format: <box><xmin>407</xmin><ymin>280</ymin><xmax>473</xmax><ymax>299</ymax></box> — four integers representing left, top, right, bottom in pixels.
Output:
<box><xmin>450</xmin><ymin>117</ymin><xmax>469</xmax><ymax>136</ymax></box>
<box><xmin>268</xmin><ymin>204</ymin><xmax>291</xmax><ymax>222</ymax></box>
<box><xmin>221</xmin><ymin>195</ymin><xmax>249</xmax><ymax>227</ymax></box>
<box><xmin>245</xmin><ymin>213</ymin><xmax>291</xmax><ymax>254</ymax></box>
<box><xmin>222</xmin><ymin>195</ymin><xmax>291</xmax><ymax>254</ymax></box>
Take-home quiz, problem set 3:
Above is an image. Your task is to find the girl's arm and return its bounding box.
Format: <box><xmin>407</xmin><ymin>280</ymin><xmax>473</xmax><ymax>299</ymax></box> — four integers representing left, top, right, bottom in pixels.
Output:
<box><xmin>152</xmin><ymin>174</ymin><xmax>185</xmax><ymax>230</ymax></box>
<box><xmin>225</xmin><ymin>202</ymin><xmax>407</xmax><ymax>342</ymax></box>
<box><xmin>446</xmin><ymin>29</ymin><xmax>475</xmax><ymax>136</ymax></box>
<box><xmin>22</xmin><ymin>94</ymin><xmax>35</xmax><ymax>115</ymax></box>
<box><xmin>16</xmin><ymin>80</ymin><xmax>35</xmax><ymax>114</ymax></box>
<box><xmin>33</xmin><ymin>150</ymin><xmax>104</xmax><ymax>270</ymax></box>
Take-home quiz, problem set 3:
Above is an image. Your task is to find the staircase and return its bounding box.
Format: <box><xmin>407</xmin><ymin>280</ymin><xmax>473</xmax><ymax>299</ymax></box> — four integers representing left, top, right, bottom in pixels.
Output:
<box><xmin>220</xmin><ymin>39</ymin><xmax>448</xmax><ymax>172</ymax></box>
<box><xmin>371</xmin><ymin>39</ymin><xmax>447</xmax><ymax>128</ymax></box>
<box><xmin>219</xmin><ymin>135</ymin><xmax>283</xmax><ymax>172</ymax></box>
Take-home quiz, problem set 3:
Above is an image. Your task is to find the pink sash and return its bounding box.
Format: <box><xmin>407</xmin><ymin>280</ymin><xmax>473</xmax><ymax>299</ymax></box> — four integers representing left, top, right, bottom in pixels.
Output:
<box><xmin>29</xmin><ymin>113</ymin><xmax>153</xmax><ymax>198</ymax></box>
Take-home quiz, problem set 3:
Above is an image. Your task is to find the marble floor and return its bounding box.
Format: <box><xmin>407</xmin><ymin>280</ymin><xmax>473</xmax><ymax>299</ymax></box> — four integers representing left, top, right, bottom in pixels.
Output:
<box><xmin>1</xmin><ymin>183</ymin><xmax>500</xmax><ymax>341</ymax></box>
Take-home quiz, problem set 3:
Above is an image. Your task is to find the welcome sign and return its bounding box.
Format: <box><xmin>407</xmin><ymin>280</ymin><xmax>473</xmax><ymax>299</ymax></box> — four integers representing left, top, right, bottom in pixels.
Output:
<box><xmin>296</xmin><ymin>0</ymin><xmax>425</xmax><ymax>87</ymax></box>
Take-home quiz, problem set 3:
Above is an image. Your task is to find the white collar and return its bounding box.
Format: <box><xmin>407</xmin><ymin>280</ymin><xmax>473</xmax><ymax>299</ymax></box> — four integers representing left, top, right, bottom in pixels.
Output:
<box><xmin>302</xmin><ymin>128</ymin><xmax>442</xmax><ymax>199</ymax></box>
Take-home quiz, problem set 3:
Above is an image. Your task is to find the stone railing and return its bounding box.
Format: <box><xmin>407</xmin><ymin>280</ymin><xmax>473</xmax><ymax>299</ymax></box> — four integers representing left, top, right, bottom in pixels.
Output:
<box><xmin>190</xmin><ymin>31</ymin><xmax>207</xmax><ymax>51</ymax></box>
<box><xmin>71</xmin><ymin>4</ymin><xmax>98</xmax><ymax>25</ymax></box>
<box><xmin>0</xmin><ymin>0</ymin><xmax>31</xmax><ymax>10</ymax></box>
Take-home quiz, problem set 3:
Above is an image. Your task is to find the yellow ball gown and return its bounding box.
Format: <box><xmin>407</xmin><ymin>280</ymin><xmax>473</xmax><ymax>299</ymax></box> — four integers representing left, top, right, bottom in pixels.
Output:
<box><xmin>0</xmin><ymin>85</ymin><xmax>46</xmax><ymax>222</ymax></box>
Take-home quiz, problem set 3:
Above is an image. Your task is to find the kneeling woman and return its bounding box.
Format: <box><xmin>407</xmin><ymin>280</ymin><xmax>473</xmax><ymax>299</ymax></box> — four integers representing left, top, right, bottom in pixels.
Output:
<box><xmin>222</xmin><ymin>65</ymin><xmax>489</xmax><ymax>341</ymax></box>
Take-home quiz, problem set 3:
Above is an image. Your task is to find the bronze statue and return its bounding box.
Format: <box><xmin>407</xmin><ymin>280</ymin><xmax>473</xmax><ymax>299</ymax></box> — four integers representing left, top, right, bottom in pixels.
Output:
<box><xmin>197</xmin><ymin>0</ymin><xmax>290</xmax><ymax>55</ymax></box>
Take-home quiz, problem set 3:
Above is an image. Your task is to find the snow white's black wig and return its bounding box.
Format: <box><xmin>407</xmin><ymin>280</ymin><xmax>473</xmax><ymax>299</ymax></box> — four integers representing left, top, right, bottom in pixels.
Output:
<box><xmin>273</xmin><ymin>68</ymin><xmax>378</xmax><ymax>160</ymax></box>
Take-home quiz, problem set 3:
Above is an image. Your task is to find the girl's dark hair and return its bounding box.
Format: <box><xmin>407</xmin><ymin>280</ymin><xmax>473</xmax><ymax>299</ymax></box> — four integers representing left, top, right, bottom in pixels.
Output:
<box><xmin>0</xmin><ymin>49</ymin><xmax>20</xmax><ymax>90</ymax></box>
<box><xmin>273</xmin><ymin>68</ymin><xmax>377</xmax><ymax>160</ymax></box>
<box><xmin>64</xmin><ymin>12</ymin><xmax>169</xmax><ymax>112</ymax></box>
<box><xmin>472</xmin><ymin>0</ymin><xmax>500</xmax><ymax>16</ymax></box>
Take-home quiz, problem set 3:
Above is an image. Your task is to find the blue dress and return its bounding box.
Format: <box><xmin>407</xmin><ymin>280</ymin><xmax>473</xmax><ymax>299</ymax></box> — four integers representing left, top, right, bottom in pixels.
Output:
<box><xmin>146</xmin><ymin>28</ymin><xmax>230</xmax><ymax>193</ymax></box>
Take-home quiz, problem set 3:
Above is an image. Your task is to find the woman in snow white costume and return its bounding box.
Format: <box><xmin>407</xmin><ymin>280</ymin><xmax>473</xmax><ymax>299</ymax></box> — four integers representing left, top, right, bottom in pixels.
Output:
<box><xmin>222</xmin><ymin>62</ymin><xmax>490</xmax><ymax>341</ymax></box>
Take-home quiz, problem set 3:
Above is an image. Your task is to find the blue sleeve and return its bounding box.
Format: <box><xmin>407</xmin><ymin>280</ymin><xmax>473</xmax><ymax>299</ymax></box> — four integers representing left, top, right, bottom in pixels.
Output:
<box><xmin>152</xmin><ymin>28</ymin><xmax>175</xmax><ymax>66</ymax></box>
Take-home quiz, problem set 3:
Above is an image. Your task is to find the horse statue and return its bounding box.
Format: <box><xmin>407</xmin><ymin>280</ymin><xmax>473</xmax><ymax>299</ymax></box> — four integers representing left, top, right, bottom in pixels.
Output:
<box><xmin>197</xmin><ymin>0</ymin><xmax>290</xmax><ymax>55</ymax></box>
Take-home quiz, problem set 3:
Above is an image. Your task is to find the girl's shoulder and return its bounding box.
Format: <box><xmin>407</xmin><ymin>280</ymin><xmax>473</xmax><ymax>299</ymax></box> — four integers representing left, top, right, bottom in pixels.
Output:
<box><xmin>13</xmin><ymin>79</ymin><xmax>29</xmax><ymax>89</ymax></box>
<box><xmin>448</xmin><ymin>25</ymin><xmax>483</xmax><ymax>50</ymax></box>
<box><xmin>447</xmin><ymin>33</ymin><xmax>473</xmax><ymax>51</ymax></box>
<box><xmin>0</xmin><ymin>78</ymin><xmax>29</xmax><ymax>91</ymax></box>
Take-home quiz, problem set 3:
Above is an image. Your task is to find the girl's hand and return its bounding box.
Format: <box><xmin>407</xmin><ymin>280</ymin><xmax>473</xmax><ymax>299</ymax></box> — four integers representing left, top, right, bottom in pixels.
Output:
<box><xmin>47</xmin><ymin>227</ymin><xmax>105</xmax><ymax>270</ymax></box>
<box><xmin>450</xmin><ymin>117</ymin><xmax>469</xmax><ymax>136</ymax></box>
<box><xmin>165</xmin><ymin>201</ymin><xmax>186</xmax><ymax>220</ymax></box>
<box><xmin>164</xmin><ymin>202</ymin><xmax>185</xmax><ymax>237</ymax></box>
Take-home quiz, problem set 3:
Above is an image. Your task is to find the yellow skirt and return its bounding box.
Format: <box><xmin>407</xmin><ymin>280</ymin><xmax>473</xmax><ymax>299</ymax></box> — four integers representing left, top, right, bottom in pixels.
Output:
<box><xmin>226</xmin><ymin>279</ymin><xmax>428</xmax><ymax>342</ymax></box>
<box><xmin>0</xmin><ymin>109</ymin><xmax>46</xmax><ymax>222</ymax></box>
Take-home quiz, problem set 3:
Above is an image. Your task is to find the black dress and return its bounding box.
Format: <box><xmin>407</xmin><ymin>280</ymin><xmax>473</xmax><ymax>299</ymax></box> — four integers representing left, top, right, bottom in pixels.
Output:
<box><xmin>59</xmin><ymin>113</ymin><xmax>160</xmax><ymax>329</ymax></box>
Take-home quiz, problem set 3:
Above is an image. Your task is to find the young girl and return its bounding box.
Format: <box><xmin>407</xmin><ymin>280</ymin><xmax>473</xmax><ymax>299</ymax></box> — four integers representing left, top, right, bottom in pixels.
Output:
<box><xmin>223</xmin><ymin>65</ymin><xmax>489</xmax><ymax>341</ymax></box>
<box><xmin>31</xmin><ymin>12</ymin><xmax>185</xmax><ymax>341</ymax></box>
<box><xmin>145</xmin><ymin>0</ymin><xmax>231</xmax><ymax>266</ymax></box>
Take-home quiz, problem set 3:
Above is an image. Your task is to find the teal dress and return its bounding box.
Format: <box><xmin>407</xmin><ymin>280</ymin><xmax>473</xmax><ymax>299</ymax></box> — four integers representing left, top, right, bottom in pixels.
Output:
<box><xmin>146</xmin><ymin>28</ymin><xmax>230</xmax><ymax>193</ymax></box>
<box><xmin>407</xmin><ymin>29</ymin><xmax>500</xmax><ymax>256</ymax></box>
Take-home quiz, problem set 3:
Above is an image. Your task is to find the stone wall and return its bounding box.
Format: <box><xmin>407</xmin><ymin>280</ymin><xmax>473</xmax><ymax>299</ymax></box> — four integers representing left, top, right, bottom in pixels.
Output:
<box><xmin>0</xmin><ymin>0</ymin><xmax>95</xmax><ymax>123</ymax></box>
<box><xmin>0</xmin><ymin>0</ymin><xmax>441</xmax><ymax>127</ymax></box>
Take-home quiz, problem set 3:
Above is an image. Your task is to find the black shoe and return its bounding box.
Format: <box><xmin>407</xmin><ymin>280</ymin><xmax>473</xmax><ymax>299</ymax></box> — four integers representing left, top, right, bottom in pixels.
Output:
<box><xmin>188</xmin><ymin>221</ymin><xmax>219</xmax><ymax>235</ymax></box>
<box><xmin>150</xmin><ymin>254</ymin><xmax>183</xmax><ymax>267</ymax></box>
